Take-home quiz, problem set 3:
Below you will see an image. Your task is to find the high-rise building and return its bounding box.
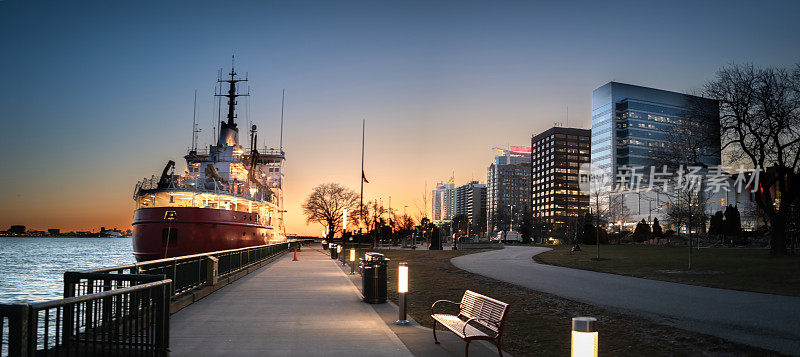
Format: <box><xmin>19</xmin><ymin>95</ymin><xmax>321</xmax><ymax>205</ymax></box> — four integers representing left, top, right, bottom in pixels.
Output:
<box><xmin>454</xmin><ymin>181</ymin><xmax>487</xmax><ymax>229</ymax></box>
<box><xmin>591</xmin><ymin>82</ymin><xmax>721</xmax><ymax>226</ymax></box>
<box><xmin>591</xmin><ymin>81</ymin><xmax>720</xmax><ymax>176</ymax></box>
<box><xmin>431</xmin><ymin>182</ymin><xmax>455</xmax><ymax>222</ymax></box>
<box><xmin>530</xmin><ymin>127</ymin><xmax>591</xmax><ymax>241</ymax></box>
<box><xmin>487</xmin><ymin>147</ymin><xmax>531</xmax><ymax>233</ymax></box>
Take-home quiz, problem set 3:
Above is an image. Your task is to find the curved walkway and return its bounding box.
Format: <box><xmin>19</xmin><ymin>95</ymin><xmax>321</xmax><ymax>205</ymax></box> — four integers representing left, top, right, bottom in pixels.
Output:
<box><xmin>452</xmin><ymin>246</ymin><xmax>800</xmax><ymax>356</ymax></box>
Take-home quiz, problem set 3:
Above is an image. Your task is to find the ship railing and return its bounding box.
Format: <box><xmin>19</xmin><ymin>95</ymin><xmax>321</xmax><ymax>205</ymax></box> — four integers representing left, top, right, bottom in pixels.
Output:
<box><xmin>0</xmin><ymin>275</ymin><xmax>171</xmax><ymax>357</ymax></box>
<box><xmin>188</xmin><ymin>147</ymin><xmax>285</xmax><ymax>157</ymax></box>
<box><xmin>134</xmin><ymin>176</ymin><xmax>280</xmax><ymax>204</ymax></box>
<box><xmin>83</xmin><ymin>242</ymin><xmax>291</xmax><ymax>300</ymax></box>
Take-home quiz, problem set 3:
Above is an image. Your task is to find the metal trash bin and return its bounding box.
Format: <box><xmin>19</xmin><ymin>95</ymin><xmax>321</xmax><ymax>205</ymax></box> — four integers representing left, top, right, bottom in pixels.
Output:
<box><xmin>330</xmin><ymin>245</ymin><xmax>338</xmax><ymax>259</ymax></box>
<box><xmin>321</xmin><ymin>240</ymin><xmax>328</xmax><ymax>250</ymax></box>
<box><xmin>360</xmin><ymin>252</ymin><xmax>389</xmax><ymax>304</ymax></box>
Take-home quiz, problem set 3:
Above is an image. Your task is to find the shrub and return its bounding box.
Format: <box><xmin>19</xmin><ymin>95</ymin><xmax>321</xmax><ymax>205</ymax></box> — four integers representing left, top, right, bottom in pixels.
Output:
<box><xmin>633</xmin><ymin>219</ymin><xmax>651</xmax><ymax>242</ymax></box>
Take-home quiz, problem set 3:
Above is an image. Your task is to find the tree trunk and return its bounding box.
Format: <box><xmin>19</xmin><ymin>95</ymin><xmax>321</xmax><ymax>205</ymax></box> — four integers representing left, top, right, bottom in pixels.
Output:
<box><xmin>770</xmin><ymin>214</ymin><xmax>788</xmax><ymax>255</ymax></box>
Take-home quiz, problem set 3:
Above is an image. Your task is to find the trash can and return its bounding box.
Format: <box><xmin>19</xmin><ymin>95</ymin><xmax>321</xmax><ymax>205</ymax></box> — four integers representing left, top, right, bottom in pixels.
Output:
<box><xmin>330</xmin><ymin>244</ymin><xmax>338</xmax><ymax>259</ymax></box>
<box><xmin>361</xmin><ymin>252</ymin><xmax>388</xmax><ymax>304</ymax></box>
<box><xmin>321</xmin><ymin>240</ymin><xmax>328</xmax><ymax>250</ymax></box>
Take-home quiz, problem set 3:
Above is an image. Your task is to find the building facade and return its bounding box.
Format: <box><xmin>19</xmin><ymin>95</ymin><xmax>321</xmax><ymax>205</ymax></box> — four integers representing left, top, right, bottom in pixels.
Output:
<box><xmin>530</xmin><ymin>127</ymin><xmax>591</xmax><ymax>241</ymax></box>
<box><xmin>591</xmin><ymin>82</ymin><xmax>722</xmax><ymax>227</ymax></box>
<box><xmin>431</xmin><ymin>182</ymin><xmax>455</xmax><ymax>222</ymax></box>
<box><xmin>487</xmin><ymin>147</ymin><xmax>531</xmax><ymax>233</ymax></box>
<box><xmin>454</xmin><ymin>180</ymin><xmax>487</xmax><ymax>230</ymax></box>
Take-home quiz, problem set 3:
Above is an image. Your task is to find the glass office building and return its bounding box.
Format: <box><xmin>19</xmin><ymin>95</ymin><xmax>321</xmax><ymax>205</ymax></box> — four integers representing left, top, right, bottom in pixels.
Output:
<box><xmin>591</xmin><ymin>82</ymin><xmax>721</xmax><ymax>226</ymax></box>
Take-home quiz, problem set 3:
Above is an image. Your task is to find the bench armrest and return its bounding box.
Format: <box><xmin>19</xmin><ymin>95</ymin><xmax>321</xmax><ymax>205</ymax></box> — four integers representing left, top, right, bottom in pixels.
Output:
<box><xmin>431</xmin><ymin>300</ymin><xmax>460</xmax><ymax>315</ymax></box>
<box><xmin>463</xmin><ymin>317</ymin><xmax>500</xmax><ymax>337</ymax></box>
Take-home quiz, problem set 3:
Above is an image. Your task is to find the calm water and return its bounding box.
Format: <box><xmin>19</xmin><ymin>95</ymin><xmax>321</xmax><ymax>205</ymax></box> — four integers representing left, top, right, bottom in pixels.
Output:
<box><xmin>0</xmin><ymin>237</ymin><xmax>135</xmax><ymax>303</ymax></box>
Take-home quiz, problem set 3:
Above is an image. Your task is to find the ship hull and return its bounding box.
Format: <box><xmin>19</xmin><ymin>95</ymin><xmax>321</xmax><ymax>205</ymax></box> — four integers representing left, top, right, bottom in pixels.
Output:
<box><xmin>132</xmin><ymin>206</ymin><xmax>281</xmax><ymax>261</ymax></box>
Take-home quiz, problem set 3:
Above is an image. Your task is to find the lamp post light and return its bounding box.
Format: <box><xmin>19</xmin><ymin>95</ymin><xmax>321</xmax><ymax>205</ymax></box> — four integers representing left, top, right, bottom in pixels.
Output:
<box><xmin>396</xmin><ymin>262</ymin><xmax>409</xmax><ymax>325</ymax></box>
<box><xmin>338</xmin><ymin>244</ymin><xmax>346</xmax><ymax>266</ymax></box>
<box><xmin>571</xmin><ymin>317</ymin><xmax>598</xmax><ymax>357</ymax></box>
<box><xmin>349</xmin><ymin>248</ymin><xmax>356</xmax><ymax>275</ymax></box>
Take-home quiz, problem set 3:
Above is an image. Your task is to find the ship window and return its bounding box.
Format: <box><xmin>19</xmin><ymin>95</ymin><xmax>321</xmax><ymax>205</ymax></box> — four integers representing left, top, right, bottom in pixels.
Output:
<box><xmin>162</xmin><ymin>228</ymin><xmax>178</xmax><ymax>247</ymax></box>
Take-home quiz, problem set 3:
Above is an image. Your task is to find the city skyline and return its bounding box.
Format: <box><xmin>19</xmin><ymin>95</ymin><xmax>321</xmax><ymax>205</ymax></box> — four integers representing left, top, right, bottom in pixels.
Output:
<box><xmin>2</xmin><ymin>1</ymin><xmax>800</xmax><ymax>235</ymax></box>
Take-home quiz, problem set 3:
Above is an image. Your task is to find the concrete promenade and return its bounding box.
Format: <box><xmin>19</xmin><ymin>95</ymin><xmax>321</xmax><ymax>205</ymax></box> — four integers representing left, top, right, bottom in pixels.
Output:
<box><xmin>452</xmin><ymin>246</ymin><xmax>800</xmax><ymax>356</ymax></box>
<box><xmin>170</xmin><ymin>245</ymin><xmax>504</xmax><ymax>356</ymax></box>
<box><xmin>170</xmin><ymin>247</ymin><xmax>410</xmax><ymax>356</ymax></box>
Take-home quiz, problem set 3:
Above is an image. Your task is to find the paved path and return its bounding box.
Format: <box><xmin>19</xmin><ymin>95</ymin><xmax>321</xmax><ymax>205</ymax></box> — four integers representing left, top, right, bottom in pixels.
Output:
<box><xmin>452</xmin><ymin>246</ymin><xmax>800</xmax><ymax>356</ymax></box>
<box><xmin>170</xmin><ymin>248</ymin><xmax>411</xmax><ymax>356</ymax></box>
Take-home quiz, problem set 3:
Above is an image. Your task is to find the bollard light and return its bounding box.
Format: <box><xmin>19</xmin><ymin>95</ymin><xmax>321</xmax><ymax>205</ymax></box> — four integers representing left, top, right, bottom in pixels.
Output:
<box><xmin>571</xmin><ymin>317</ymin><xmax>598</xmax><ymax>357</ymax></box>
<box><xmin>396</xmin><ymin>262</ymin><xmax>409</xmax><ymax>325</ymax></box>
<box><xmin>398</xmin><ymin>263</ymin><xmax>408</xmax><ymax>293</ymax></box>
<box><xmin>337</xmin><ymin>245</ymin><xmax>342</xmax><ymax>254</ymax></box>
<box><xmin>349</xmin><ymin>248</ymin><xmax>356</xmax><ymax>275</ymax></box>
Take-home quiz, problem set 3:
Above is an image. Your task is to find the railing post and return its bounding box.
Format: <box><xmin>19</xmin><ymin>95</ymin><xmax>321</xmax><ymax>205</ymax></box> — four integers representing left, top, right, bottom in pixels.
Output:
<box><xmin>205</xmin><ymin>255</ymin><xmax>219</xmax><ymax>286</ymax></box>
<box><xmin>171</xmin><ymin>259</ymin><xmax>178</xmax><ymax>297</ymax></box>
<box><xmin>153</xmin><ymin>282</ymin><xmax>170</xmax><ymax>356</ymax></box>
<box><xmin>62</xmin><ymin>273</ymin><xmax>76</xmax><ymax>350</ymax></box>
<box><xmin>4</xmin><ymin>304</ymin><xmax>31</xmax><ymax>357</ymax></box>
<box><xmin>26</xmin><ymin>305</ymin><xmax>37</xmax><ymax>356</ymax></box>
<box><xmin>63</xmin><ymin>272</ymin><xmax>76</xmax><ymax>298</ymax></box>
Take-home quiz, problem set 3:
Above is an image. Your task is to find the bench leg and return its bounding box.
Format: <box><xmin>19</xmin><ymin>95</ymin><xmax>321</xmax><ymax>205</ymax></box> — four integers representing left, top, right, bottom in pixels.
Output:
<box><xmin>495</xmin><ymin>340</ymin><xmax>503</xmax><ymax>357</ymax></box>
<box><xmin>432</xmin><ymin>320</ymin><xmax>440</xmax><ymax>344</ymax></box>
<box><xmin>465</xmin><ymin>340</ymin><xmax>470</xmax><ymax>357</ymax></box>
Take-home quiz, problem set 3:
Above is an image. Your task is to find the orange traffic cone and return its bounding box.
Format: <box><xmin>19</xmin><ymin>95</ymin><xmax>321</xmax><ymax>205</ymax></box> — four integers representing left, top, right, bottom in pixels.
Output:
<box><xmin>292</xmin><ymin>248</ymin><xmax>298</xmax><ymax>261</ymax></box>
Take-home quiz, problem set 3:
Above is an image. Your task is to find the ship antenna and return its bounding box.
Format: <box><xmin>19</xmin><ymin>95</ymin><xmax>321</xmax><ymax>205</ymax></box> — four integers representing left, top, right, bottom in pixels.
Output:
<box><xmin>280</xmin><ymin>88</ymin><xmax>285</xmax><ymax>152</ymax></box>
<box><xmin>215</xmin><ymin>54</ymin><xmax>248</xmax><ymax>128</ymax></box>
<box><xmin>191</xmin><ymin>89</ymin><xmax>198</xmax><ymax>153</ymax></box>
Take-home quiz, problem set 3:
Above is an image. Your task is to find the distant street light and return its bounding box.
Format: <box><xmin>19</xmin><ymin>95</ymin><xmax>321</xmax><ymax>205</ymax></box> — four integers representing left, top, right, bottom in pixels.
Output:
<box><xmin>343</xmin><ymin>208</ymin><xmax>348</xmax><ymax>232</ymax></box>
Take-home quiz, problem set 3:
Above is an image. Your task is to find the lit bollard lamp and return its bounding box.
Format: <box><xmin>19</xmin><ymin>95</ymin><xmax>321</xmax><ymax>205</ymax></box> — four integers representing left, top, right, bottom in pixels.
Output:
<box><xmin>571</xmin><ymin>317</ymin><xmax>598</xmax><ymax>357</ymax></box>
<box><xmin>349</xmin><ymin>248</ymin><xmax>356</xmax><ymax>275</ymax></box>
<box><xmin>338</xmin><ymin>245</ymin><xmax>346</xmax><ymax>266</ymax></box>
<box><xmin>396</xmin><ymin>262</ymin><xmax>409</xmax><ymax>325</ymax></box>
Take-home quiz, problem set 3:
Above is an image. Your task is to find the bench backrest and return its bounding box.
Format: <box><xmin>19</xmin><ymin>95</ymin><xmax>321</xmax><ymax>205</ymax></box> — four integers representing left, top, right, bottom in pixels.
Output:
<box><xmin>459</xmin><ymin>290</ymin><xmax>509</xmax><ymax>333</ymax></box>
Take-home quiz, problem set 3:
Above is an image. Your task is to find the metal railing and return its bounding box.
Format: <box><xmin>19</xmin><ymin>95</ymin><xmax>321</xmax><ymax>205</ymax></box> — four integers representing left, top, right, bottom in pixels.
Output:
<box><xmin>1</xmin><ymin>275</ymin><xmax>171</xmax><ymax>356</ymax></box>
<box><xmin>1</xmin><ymin>242</ymin><xmax>292</xmax><ymax>356</ymax></box>
<box><xmin>84</xmin><ymin>242</ymin><xmax>290</xmax><ymax>299</ymax></box>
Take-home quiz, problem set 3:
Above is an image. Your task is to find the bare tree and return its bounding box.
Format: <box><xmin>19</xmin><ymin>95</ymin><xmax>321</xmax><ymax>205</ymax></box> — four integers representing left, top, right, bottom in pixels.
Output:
<box><xmin>361</xmin><ymin>199</ymin><xmax>387</xmax><ymax>232</ymax></box>
<box><xmin>302</xmin><ymin>183</ymin><xmax>360</xmax><ymax>239</ymax></box>
<box><xmin>700</xmin><ymin>63</ymin><xmax>800</xmax><ymax>255</ymax></box>
<box><xmin>414</xmin><ymin>184</ymin><xmax>430</xmax><ymax>223</ymax></box>
<box><xmin>394</xmin><ymin>214</ymin><xmax>416</xmax><ymax>232</ymax></box>
<box><xmin>607</xmin><ymin>193</ymin><xmax>632</xmax><ymax>234</ymax></box>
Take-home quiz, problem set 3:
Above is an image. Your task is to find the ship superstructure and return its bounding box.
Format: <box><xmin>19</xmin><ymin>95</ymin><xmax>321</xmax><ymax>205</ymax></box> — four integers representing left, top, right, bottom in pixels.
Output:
<box><xmin>131</xmin><ymin>62</ymin><xmax>286</xmax><ymax>261</ymax></box>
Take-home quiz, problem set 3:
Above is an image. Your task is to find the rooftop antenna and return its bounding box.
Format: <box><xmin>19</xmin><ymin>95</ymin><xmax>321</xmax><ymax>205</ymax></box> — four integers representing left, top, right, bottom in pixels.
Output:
<box><xmin>566</xmin><ymin>105</ymin><xmax>569</xmax><ymax>128</ymax></box>
<box><xmin>279</xmin><ymin>88</ymin><xmax>285</xmax><ymax>152</ymax></box>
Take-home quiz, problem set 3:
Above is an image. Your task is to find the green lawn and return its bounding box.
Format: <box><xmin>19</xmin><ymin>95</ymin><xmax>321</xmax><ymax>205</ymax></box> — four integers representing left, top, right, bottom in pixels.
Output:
<box><xmin>534</xmin><ymin>245</ymin><xmax>800</xmax><ymax>296</ymax></box>
<box><xmin>374</xmin><ymin>248</ymin><xmax>775</xmax><ymax>356</ymax></box>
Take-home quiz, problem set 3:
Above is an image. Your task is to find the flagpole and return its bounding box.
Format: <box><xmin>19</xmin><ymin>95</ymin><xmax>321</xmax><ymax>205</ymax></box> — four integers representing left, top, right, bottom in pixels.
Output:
<box><xmin>360</xmin><ymin>119</ymin><xmax>365</xmax><ymax>228</ymax></box>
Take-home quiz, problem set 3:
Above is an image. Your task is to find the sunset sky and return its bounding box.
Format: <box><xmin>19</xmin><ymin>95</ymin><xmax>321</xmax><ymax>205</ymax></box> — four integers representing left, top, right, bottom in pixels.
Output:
<box><xmin>1</xmin><ymin>0</ymin><xmax>799</xmax><ymax>235</ymax></box>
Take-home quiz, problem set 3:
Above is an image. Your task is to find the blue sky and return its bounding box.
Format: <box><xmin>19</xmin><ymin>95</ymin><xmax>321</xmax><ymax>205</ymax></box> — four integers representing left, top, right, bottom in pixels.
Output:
<box><xmin>1</xmin><ymin>0</ymin><xmax>799</xmax><ymax>233</ymax></box>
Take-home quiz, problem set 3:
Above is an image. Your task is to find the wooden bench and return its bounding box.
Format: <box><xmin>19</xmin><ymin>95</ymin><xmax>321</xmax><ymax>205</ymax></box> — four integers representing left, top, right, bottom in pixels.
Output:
<box><xmin>431</xmin><ymin>290</ymin><xmax>509</xmax><ymax>356</ymax></box>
